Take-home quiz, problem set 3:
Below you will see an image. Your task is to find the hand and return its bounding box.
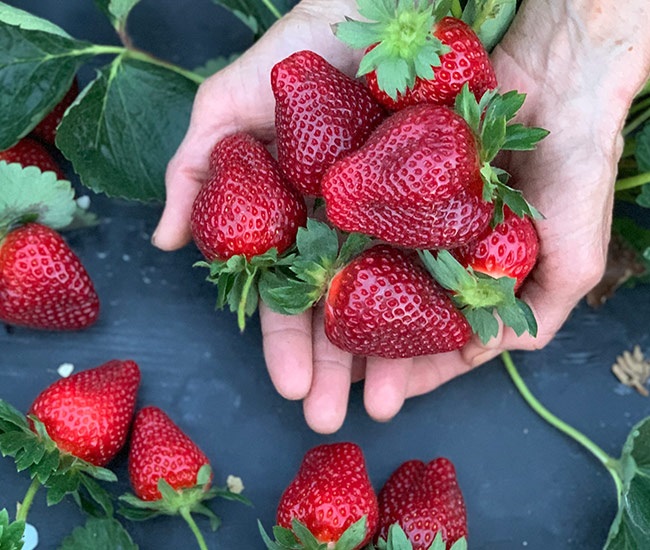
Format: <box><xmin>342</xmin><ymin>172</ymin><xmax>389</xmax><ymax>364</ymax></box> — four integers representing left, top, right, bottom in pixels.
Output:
<box><xmin>155</xmin><ymin>0</ymin><xmax>650</xmax><ymax>435</ymax></box>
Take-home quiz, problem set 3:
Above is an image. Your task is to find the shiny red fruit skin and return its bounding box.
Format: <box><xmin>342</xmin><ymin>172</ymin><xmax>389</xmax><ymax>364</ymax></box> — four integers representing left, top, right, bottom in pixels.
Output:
<box><xmin>325</xmin><ymin>245</ymin><xmax>471</xmax><ymax>359</ymax></box>
<box><xmin>128</xmin><ymin>406</ymin><xmax>211</xmax><ymax>501</ymax></box>
<box><xmin>29</xmin><ymin>360</ymin><xmax>141</xmax><ymax>466</ymax></box>
<box><xmin>453</xmin><ymin>207</ymin><xmax>539</xmax><ymax>291</ymax></box>
<box><xmin>322</xmin><ymin>104</ymin><xmax>494</xmax><ymax>250</ymax></box>
<box><xmin>272</xmin><ymin>50</ymin><xmax>386</xmax><ymax>196</ymax></box>
<box><xmin>31</xmin><ymin>79</ymin><xmax>80</xmax><ymax>145</ymax></box>
<box><xmin>366</xmin><ymin>17</ymin><xmax>497</xmax><ymax>110</ymax></box>
<box><xmin>377</xmin><ymin>458</ymin><xmax>468</xmax><ymax>550</ymax></box>
<box><xmin>191</xmin><ymin>133</ymin><xmax>307</xmax><ymax>262</ymax></box>
<box><xmin>0</xmin><ymin>223</ymin><xmax>100</xmax><ymax>331</ymax></box>
<box><xmin>277</xmin><ymin>442</ymin><xmax>378</xmax><ymax>548</ymax></box>
<box><xmin>0</xmin><ymin>137</ymin><xmax>66</xmax><ymax>179</ymax></box>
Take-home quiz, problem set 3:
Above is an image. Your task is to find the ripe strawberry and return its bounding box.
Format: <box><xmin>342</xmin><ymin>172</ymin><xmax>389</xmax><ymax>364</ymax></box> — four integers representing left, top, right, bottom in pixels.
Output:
<box><xmin>28</xmin><ymin>359</ymin><xmax>141</xmax><ymax>466</ymax></box>
<box><xmin>0</xmin><ymin>137</ymin><xmax>66</xmax><ymax>179</ymax></box>
<box><xmin>325</xmin><ymin>245</ymin><xmax>471</xmax><ymax>358</ymax></box>
<box><xmin>273</xmin><ymin>442</ymin><xmax>378</xmax><ymax>549</ymax></box>
<box><xmin>128</xmin><ymin>406</ymin><xmax>211</xmax><ymax>501</ymax></box>
<box><xmin>452</xmin><ymin>207</ymin><xmax>539</xmax><ymax>291</ymax></box>
<box><xmin>336</xmin><ymin>3</ymin><xmax>496</xmax><ymax>110</ymax></box>
<box><xmin>377</xmin><ymin>458</ymin><xmax>467</xmax><ymax>550</ymax></box>
<box><xmin>0</xmin><ymin>223</ymin><xmax>100</xmax><ymax>331</ymax></box>
<box><xmin>191</xmin><ymin>132</ymin><xmax>307</xmax><ymax>262</ymax></box>
<box><xmin>31</xmin><ymin>78</ymin><xmax>80</xmax><ymax>145</ymax></box>
<box><xmin>271</xmin><ymin>50</ymin><xmax>385</xmax><ymax>196</ymax></box>
<box><xmin>322</xmin><ymin>103</ymin><xmax>494</xmax><ymax>250</ymax></box>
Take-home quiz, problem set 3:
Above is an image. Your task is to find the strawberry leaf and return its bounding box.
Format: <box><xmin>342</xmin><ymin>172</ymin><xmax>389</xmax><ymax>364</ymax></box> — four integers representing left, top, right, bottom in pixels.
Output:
<box><xmin>211</xmin><ymin>0</ymin><xmax>291</xmax><ymax>38</ymax></box>
<box><xmin>0</xmin><ymin>509</ymin><xmax>24</xmax><ymax>550</ymax></box>
<box><xmin>461</xmin><ymin>0</ymin><xmax>516</xmax><ymax>52</ymax></box>
<box><xmin>0</xmin><ymin>3</ymin><xmax>70</xmax><ymax>37</ymax></box>
<box><xmin>0</xmin><ymin>22</ymin><xmax>93</xmax><ymax>150</ymax></box>
<box><xmin>57</xmin><ymin>517</ymin><xmax>138</xmax><ymax>550</ymax></box>
<box><xmin>0</xmin><ymin>162</ymin><xmax>76</xmax><ymax>235</ymax></box>
<box><xmin>193</xmin><ymin>53</ymin><xmax>240</xmax><ymax>78</ymax></box>
<box><xmin>635</xmin><ymin>122</ymin><xmax>650</xmax><ymax>172</ymax></box>
<box><xmin>92</xmin><ymin>0</ymin><xmax>141</xmax><ymax>31</ymax></box>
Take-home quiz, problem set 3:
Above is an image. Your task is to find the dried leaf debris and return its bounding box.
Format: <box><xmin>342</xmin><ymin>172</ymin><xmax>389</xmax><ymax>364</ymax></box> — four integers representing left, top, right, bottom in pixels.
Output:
<box><xmin>612</xmin><ymin>345</ymin><xmax>650</xmax><ymax>396</ymax></box>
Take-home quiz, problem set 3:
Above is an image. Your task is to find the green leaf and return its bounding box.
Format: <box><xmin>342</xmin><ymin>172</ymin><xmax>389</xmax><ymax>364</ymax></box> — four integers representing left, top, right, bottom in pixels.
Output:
<box><xmin>612</xmin><ymin>217</ymin><xmax>650</xmax><ymax>283</ymax></box>
<box><xmin>56</xmin><ymin>55</ymin><xmax>197</xmax><ymax>202</ymax></box>
<box><xmin>0</xmin><ymin>162</ymin><xmax>77</xmax><ymax>233</ymax></box>
<box><xmin>0</xmin><ymin>2</ymin><xmax>70</xmax><ymax>37</ymax></box>
<box><xmin>637</xmin><ymin>184</ymin><xmax>650</xmax><ymax>208</ymax></box>
<box><xmin>92</xmin><ymin>0</ymin><xmax>141</xmax><ymax>29</ymax></box>
<box><xmin>635</xmin><ymin>122</ymin><xmax>650</xmax><ymax>172</ymax></box>
<box><xmin>212</xmin><ymin>0</ymin><xmax>291</xmax><ymax>38</ymax></box>
<box><xmin>0</xmin><ymin>22</ymin><xmax>93</xmax><ymax>149</ymax></box>
<box><xmin>57</xmin><ymin>517</ymin><xmax>138</xmax><ymax>550</ymax></box>
<box><xmin>0</xmin><ymin>509</ymin><xmax>25</xmax><ymax>550</ymax></box>
<box><xmin>193</xmin><ymin>53</ymin><xmax>240</xmax><ymax>78</ymax></box>
<box><xmin>462</xmin><ymin>0</ymin><xmax>516</xmax><ymax>51</ymax></box>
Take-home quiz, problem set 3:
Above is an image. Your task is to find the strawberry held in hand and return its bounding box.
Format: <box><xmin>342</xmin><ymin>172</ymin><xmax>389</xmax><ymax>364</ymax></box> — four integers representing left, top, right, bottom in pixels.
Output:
<box><xmin>336</xmin><ymin>1</ymin><xmax>497</xmax><ymax>110</ymax></box>
<box><xmin>377</xmin><ymin>458</ymin><xmax>467</xmax><ymax>550</ymax></box>
<box><xmin>0</xmin><ymin>222</ymin><xmax>100</xmax><ymax>330</ymax></box>
<box><xmin>325</xmin><ymin>245</ymin><xmax>471</xmax><ymax>358</ymax></box>
<box><xmin>29</xmin><ymin>359</ymin><xmax>141</xmax><ymax>466</ymax></box>
<box><xmin>0</xmin><ymin>137</ymin><xmax>66</xmax><ymax>179</ymax></box>
<box><xmin>272</xmin><ymin>50</ymin><xmax>385</xmax><ymax>196</ymax></box>
<box><xmin>262</xmin><ymin>442</ymin><xmax>378</xmax><ymax>549</ymax></box>
<box><xmin>191</xmin><ymin>132</ymin><xmax>307</xmax><ymax>330</ymax></box>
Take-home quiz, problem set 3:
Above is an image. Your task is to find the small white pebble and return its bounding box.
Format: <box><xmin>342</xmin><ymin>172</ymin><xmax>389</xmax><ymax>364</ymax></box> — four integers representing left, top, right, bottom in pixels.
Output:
<box><xmin>57</xmin><ymin>363</ymin><xmax>74</xmax><ymax>378</ymax></box>
<box><xmin>523</xmin><ymin>428</ymin><xmax>529</xmax><ymax>435</ymax></box>
<box><xmin>22</xmin><ymin>523</ymin><xmax>38</xmax><ymax>550</ymax></box>
<box><xmin>226</xmin><ymin>475</ymin><xmax>244</xmax><ymax>494</ymax></box>
<box><xmin>76</xmin><ymin>195</ymin><xmax>91</xmax><ymax>209</ymax></box>
<box><xmin>522</xmin><ymin>542</ymin><xmax>528</xmax><ymax>547</ymax></box>
<box><xmin>96</xmin><ymin>251</ymin><xmax>108</xmax><ymax>260</ymax></box>
<box><xmin>122</xmin><ymin>254</ymin><xmax>131</xmax><ymax>262</ymax></box>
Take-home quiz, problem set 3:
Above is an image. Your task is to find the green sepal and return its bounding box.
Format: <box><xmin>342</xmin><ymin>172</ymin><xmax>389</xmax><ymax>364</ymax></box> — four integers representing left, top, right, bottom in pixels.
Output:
<box><xmin>462</xmin><ymin>0</ymin><xmax>516</xmax><ymax>52</ymax></box>
<box><xmin>377</xmin><ymin>523</ymin><xmax>468</xmax><ymax>549</ymax></box>
<box><xmin>259</xmin><ymin>219</ymin><xmax>371</xmax><ymax>316</ymax></box>
<box><xmin>335</xmin><ymin>0</ymin><xmax>451</xmax><ymax>100</ymax></box>
<box><xmin>258</xmin><ymin>516</ymin><xmax>367</xmax><ymax>550</ymax></box>
<box><xmin>195</xmin><ymin>248</ymin><xmax>293</xmax><ymax>331</ymax></box>
<box><xmin>0</xmin><ymin>508</ymin><xmax>25</xmax><ymax>550</ymax></box>
<box><xmin>0</xmin><ymin>162</ymin><xmax>77</xmax><ymax>238</ymax></box>
<box><xmin>419</xmin><ymin>249</ymin><xmax>537</xmax><ymax>343</ymax></box>
<box><xmin>0</xmin><ymin>401</ymin><xmax>117</xmax><ymax>516</ymax></box>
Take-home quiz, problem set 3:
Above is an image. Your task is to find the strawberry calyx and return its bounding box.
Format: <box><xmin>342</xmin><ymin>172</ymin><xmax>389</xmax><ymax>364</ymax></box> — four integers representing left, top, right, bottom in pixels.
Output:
<box><xmin>119</xmin><ymin>465</ymin><xmax>250</xmax><ymax>547</ymax></box>
<box><xmin>453</xmin><ymin>84</ymin><xmax>549</xmax><ymax>224</ymax></box>
<box><xmin>0</xmin><ymin>399</ymin><xmax>117</xmax><ymax>518</ymax></box>
<box><xmin>259</xmin><ymin>516</ymin><xmax>368</xmax><ymax>550</ymax></box>
<box><xmin>419</xmin><ymin>249</ymin><xmax>537</xmax><ymax>343</ymax></box>
<box><xmin>377</xmin><ymin>523</ymin><xmax>468</xmax><ymax>550</ymax></box>
<box><xmin>335</xmin><ymin>0</ymin><xmax>452</xmax><ymax>100</ymax></box>
<box><xmin>258</xmin><ymin>218</ymin><xmax>372</xmax><ymax>316</ymax></box>
<box><xmin>0</xmin><ymin>509</ymin><xmax>25</xmax><ymax>549</ymax></box>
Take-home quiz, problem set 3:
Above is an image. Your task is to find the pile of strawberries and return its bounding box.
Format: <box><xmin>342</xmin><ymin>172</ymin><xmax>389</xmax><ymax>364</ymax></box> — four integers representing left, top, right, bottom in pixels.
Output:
<box><xmin>261</xmin><ymin>441</ymin><xmax>467</xmax><ymax>550</ymax></box>
<box><xmin>190</xmin><ymin>4</ymin><xmax>547</xmax><ymax>358</ymax></box>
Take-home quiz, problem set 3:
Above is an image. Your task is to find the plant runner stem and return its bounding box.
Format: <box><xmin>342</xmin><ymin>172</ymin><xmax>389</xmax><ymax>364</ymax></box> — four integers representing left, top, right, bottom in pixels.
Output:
<box><xmin>180</xmin><ymin>507</ymin><xmax>209</xmax><ymax>550</ymax></box>
<box><xmin>15</xmin><ymin>477</ymin><xmax>40</xmax><ymax>523</ymax></box>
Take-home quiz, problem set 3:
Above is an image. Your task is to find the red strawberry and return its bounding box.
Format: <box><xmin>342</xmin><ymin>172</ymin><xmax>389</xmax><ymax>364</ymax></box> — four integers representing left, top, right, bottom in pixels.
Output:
<box><xmin>377</xmin><ymin>458</ymin><xmax>467</xmax><ymax>550</ymax></box>
<box><xmin>322</xmin><ymin>104</ymin><xmax>494</xmax><ymax>250</ymax></box>
<box><xmin>325</xmin><ymin>245</ymin><xmax>471</xmax><ymax>358</ymax></box>
<box><xmin>274</xmin><ymin>442</ymin><xmax>379</xmax><ymax>549</ymax></box>
<box><xmin>336</xmin><ymin>4</ymin><xmax>496</xmax><ymax>110</ymax></box>
<box><xmin>191</xmin><ymin>132</ymin><xmax>307</xmax><ymax>262</ymax></box>
<box><xmin>271</xmin><ymin>50</ymin><xmax>385</xmax><ymax>196</ymax></box>
<box><xmin>28</xmin><ymin>359</ymin><xmax>141</xmax><ymax>466</ymax></box>
<box><xmin>0</xmin><ymin>223</ymin><xmax>100</xmax><ymax>331</ymax></box>
<box><xmin>0</xmin><ymin>137</ymin><xmax>66</xmax><ymax>179</ymax></box>
<box><xmin>453</xmin><ymin>207</ymin><xmax>539</xmax><ymax>291</ymax></box>
<box><xmin>127</xmin><ymin>406</ymin><xmax>211</xmax><ymax>501</ymax></box>
<box><xmin>31</xmin><ymin>79</ymin><xmax>80</xmax><ymax>145</ymax></box>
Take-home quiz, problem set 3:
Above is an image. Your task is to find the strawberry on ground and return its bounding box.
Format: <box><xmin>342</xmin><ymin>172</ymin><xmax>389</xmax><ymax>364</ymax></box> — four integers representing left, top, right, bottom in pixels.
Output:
<box><xmin>271</xmin><ymin>50</ymin><xmax>385</xmax><ymax>196</ymax></box>
<box><xmin>31</xmin><ymin>78</ymin><xmax>80</xmax><ymax>145</ymax></box>
<box><xmin>377</xmin><ymin>458</ymin><xmax>467</xmax><ymax>550</ymax></box>
<box><xmin>29</xmin><ymin>359</ymin><xmax>141</xmax><ymax>466</ymax></box>
<box><xmin>0</xmin><ymin>222</ymin><xmax>100</xmax><ymax>331</ymax></box>
<box><xmin>452</xmin><ymin>206</ymin><xmax>539</xmax><ymax>291</ymax></box>
<box><xmin>262</xmin><ymin>442</ymin><xmax>379</xmax><ymax>549</ymax></box>
<box><xmin>0</xmin><ymin>137</ymin><xmax>66</xmax><ymax>180</ymax></box>
<box><xmin>324</xmin><ymin>244</ymin><xmax>471</xmax><ymax>358</ymax></box>
<box><xmin>191</xmin><ymin>132</ymin><xmax>307</xmax><ymax>330</ymax></box>
<box><xmin>336</xmin><ymin>2</ymin><xmax>497</xmax><ymax>110</ymax></box>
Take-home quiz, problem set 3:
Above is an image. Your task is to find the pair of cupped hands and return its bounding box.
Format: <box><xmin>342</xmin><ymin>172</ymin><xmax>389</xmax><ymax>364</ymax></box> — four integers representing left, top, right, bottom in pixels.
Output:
<box><xmin>152</xmin><ymin>0</ymin><xmax>650</xmax><ymax>433</ymax></box>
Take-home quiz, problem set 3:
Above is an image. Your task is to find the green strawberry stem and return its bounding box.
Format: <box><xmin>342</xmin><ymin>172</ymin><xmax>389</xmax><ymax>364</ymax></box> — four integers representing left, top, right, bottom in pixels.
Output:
<box><xmin>501</xmin><ymin>351</ymin><xmax>624</xmax><ymax>500</ymax></box>
<box><xmin>623</xmin><ymin>107</ymin><xmax>650</xmax><ymax>137</ymax></box>
<box><xmin>628</xmin><ymin>95</ymin><xmax>650</xmax><ymax>117</ymax></box>
<box><xmin>15</xmin><ymin>477</ymin><xmax>40</xmax><ymax>523</ymax></box>
<box><xmin>451</xmin><ymin>0</ymin><xmax>462</xmax><ymax>18</ymax></box>
<box><xmin>179</xmin><ymin>507</ymin><xmax>209</xmax><ymax>550</ymax></box>
<box><xmin>260</xmin><ymin>0</ymin><xmax>283</xmax><ymax>20</ymax></box>
<box><xmin>238</xmin><ymin>268</ymin><xmax>257</xmax><ymax>332</ymax></box>
<box><xmin>615</xmin><ymin>171</ymin><xmax>650</xmax><ymax>192</ymax></box>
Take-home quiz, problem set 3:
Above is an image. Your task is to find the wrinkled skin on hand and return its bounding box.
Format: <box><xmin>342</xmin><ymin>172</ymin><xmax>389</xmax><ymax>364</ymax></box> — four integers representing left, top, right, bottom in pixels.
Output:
<box><xmin>154</xmin><ymin>0</ymin><xmax>650</xmax><ymax>434</ymax></box>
